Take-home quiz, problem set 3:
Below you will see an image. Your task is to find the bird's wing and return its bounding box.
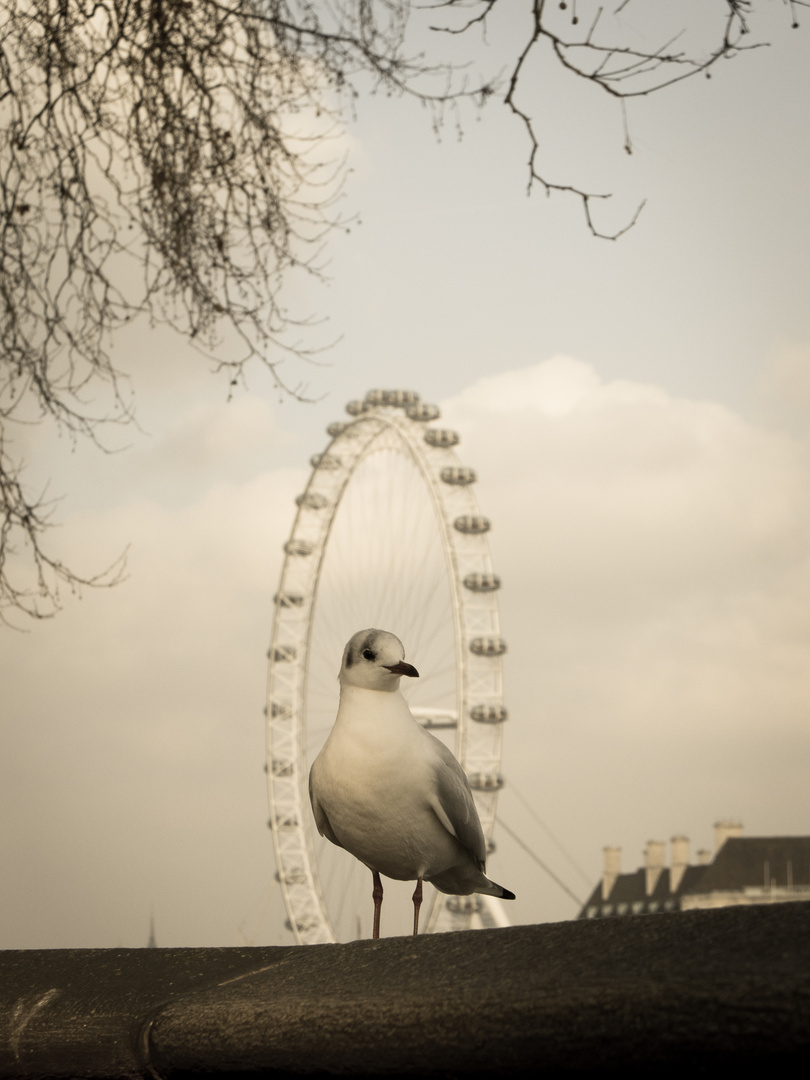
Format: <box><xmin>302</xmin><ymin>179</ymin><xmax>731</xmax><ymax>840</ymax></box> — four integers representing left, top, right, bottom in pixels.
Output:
<box><xmin>426</xmin><ymin>733</ymin><xmax>487</xmax><ymax>869</ymax></box>
<box><xmin>308</xmin><ymin>768</ymin><xmax>345</xmax><ymax>850</ymax></box>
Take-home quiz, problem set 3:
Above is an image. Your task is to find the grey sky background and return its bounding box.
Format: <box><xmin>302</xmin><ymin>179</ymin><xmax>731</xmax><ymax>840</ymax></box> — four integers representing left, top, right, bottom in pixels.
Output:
<box><xmin>2</xmin><ymin>6</ymin><xmax>809</xmax><ymax>946</ymax></box>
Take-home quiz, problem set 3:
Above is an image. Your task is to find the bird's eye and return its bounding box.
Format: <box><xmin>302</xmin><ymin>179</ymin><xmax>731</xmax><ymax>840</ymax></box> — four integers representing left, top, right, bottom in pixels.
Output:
<box><xmin>362</xmin><ymin>649</ymin><xmax>375</xmax><ymax>661</ymax></box>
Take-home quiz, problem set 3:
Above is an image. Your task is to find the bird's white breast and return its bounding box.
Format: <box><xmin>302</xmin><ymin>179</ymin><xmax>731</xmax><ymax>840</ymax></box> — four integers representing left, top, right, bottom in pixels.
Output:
<box><xmin>310</xmin><ymin>686</ymin><xmax>460</xmax><ymax>880</ymax></box>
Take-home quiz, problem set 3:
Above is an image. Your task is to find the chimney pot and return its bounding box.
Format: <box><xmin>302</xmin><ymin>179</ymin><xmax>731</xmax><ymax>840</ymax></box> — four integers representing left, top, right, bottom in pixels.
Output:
<box><xmin>670</xmin><ymin>835</ymin><xmax>690</xmax><ymax>892</ymax></box>
<box><xmin>602</xmin><ymin>846</ymin><xmax>621</xmax><ymax>901</ymax></box>
<box><xmin>714</xmin><ymin>820</ymin><xmax>743</xmax><ymax>852</ymax></box>
<box><xmin>644</xmin><ymin>839</ymin><xmax>666</xmax><ymax>896</ymax></box>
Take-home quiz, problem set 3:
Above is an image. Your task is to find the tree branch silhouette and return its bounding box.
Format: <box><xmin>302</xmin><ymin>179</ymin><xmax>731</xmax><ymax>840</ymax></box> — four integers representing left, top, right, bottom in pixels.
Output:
<box><xmin>0</xmin><ymin>1</ymin><xmax>804</xmax><ymax>620</ymax></box>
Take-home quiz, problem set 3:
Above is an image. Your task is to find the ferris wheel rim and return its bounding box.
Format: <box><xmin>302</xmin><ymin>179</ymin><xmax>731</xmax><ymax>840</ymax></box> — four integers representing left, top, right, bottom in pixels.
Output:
<box><xmin>266</xmin><ymin>391</ymin><xmax>507</xmax><ymax>944</ymax></box>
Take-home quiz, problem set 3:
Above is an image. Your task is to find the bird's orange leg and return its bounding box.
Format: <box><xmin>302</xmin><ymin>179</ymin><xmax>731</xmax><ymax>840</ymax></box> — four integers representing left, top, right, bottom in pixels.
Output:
<box><xmin>372</xmin><ymin>870</ymin><xmax>384</xmax><ymax>940</ymax></box>
<box><xmin>412</xmin><ymin>876</ymin><xmax>423</xmax><ymax>936</ymax></box>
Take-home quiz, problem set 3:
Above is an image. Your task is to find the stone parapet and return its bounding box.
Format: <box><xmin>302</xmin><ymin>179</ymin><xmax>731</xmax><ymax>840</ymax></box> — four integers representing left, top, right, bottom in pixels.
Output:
<box><xmin>1</xmin><ymin>902</ymin><xmax>809</xmax><ymax>1077</ymax></box>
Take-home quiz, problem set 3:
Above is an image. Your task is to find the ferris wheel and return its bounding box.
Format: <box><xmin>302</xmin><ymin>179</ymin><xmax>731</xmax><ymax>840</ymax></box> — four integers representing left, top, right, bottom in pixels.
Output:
<box><xmin>266</xmin><ymin>389</ymin><xmax>509</xmax><ymax>944</ymax></box>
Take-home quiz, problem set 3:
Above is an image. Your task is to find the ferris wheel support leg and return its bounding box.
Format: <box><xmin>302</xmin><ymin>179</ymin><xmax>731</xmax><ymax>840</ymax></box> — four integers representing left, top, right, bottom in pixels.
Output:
<box><xmin>372</xmin><ymin>870</ymin><xmax>384</xmax><ymax>940</ymax></box>
<box><xmin>412</xmin><ymin>877</ymin><xmax>423</xmax><ymax>936</ymax></box>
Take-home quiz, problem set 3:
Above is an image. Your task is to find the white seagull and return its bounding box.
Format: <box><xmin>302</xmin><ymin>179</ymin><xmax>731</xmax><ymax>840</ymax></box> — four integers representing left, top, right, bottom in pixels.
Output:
<box><xmin>309</xmin><ymin>628</ymin><xmax>515</xmax><ymax>938</ymax></box>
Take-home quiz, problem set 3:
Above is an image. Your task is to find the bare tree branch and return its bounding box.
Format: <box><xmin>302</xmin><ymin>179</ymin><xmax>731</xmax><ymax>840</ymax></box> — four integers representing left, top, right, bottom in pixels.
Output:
<box><xmin>0</xmin><ymin>0</ymin><xmax>804</xmax><ymax>620</ymax></box>
<box><xmin>428</xmin><ymin>0</ymin><xmax>793</xmax><ymax>237</ymax></box>
<box><xmin>0</xmin><ymin>0</ymin><xmax>469</xmax><ymax>622</ymax></box>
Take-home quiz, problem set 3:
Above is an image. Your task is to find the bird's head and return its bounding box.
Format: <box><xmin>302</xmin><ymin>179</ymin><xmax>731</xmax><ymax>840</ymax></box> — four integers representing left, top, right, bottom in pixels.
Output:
<box><xmin>339</xmin><ymin>628</ymin><xmax>419</xmax><ymax>692</ymax></box>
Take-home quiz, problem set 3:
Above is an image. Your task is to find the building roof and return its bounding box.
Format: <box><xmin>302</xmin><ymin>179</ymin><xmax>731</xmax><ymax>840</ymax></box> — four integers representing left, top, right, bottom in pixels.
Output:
<box><xmin>691</xmin><ymin>836</ymin><xmax>810</xmax><ymax>894</ymax></box>
<box><xmin>580</xmin><ymin>835</ymin><xmax>810</xmax><ymax>919</ymax></box>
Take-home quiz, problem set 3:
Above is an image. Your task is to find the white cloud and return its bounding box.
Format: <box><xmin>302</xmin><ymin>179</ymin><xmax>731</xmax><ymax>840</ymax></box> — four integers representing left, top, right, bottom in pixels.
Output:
<box><xmin>0</xmin><ymin>458</ymin><xmax>306</xmax><ymax>947</ymax></box>
<box><xmin>448</xmin><ymin>356</ymin><xmax>602</xmax><ymax>417</ymax></box>
<box><xmin>443</xmin><ymin>358</ymin><xmax>809</xmax><ymax>624</ymax></box>
<box><xmin>440</xmin><ymin>360</ymin><xmax>810</xmax><ymax>916</ymax></box>
<box><xmin>135</xmin><ymin>396</ymin><xmax>295</xmax><ymax>487</ymax></box>
<box><xmin>760</xmin><ymin>341</ymin><xmax>810</xmax><ymax>428</ymax></box>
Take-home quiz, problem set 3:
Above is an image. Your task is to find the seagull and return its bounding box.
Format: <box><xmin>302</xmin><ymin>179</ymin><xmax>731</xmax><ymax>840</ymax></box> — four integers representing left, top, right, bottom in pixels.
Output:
<box><xmin>309</xmin><ymin>628</ymin><xmax>515</xmax><ymax>939</ymax></box>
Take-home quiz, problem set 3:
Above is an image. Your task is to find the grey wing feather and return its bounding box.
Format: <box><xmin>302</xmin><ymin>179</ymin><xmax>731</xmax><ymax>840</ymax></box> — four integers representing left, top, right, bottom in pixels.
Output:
<box><xmin>309</xmin><ymin>768</ymin><xmax>344</xmax><ymax>850</ymax></box>
<box><xmin>426</xmin><ymin>733</ymin><xmax>487</xmax><ymax>868</ymax></box>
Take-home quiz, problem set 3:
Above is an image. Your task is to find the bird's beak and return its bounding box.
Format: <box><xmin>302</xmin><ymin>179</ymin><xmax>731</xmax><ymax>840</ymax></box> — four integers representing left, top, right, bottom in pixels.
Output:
<box><xmin>385</xmin><ymin>661</ymin><xmax>419</xmax><ymax>678</ymax></box>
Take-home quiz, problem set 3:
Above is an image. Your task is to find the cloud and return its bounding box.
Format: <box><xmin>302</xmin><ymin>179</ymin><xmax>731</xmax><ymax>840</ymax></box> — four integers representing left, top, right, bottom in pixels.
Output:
<box><xmin>444</xmin><ymin>355</ymin><xmax>603</xmax><ymax>417</ymax></box>
<box><xmin>442</xmin><ymin>358</ymin><xmax>810</xmax><ymax>724</ymax></box>
<box><xmin>760</xmin><ymin>341</ymin><xmax>810</xmax><ymax>428</ymax></box>
<box><xmin>135</xmin><ymin>396</ymin><xmax>295</xmax><ymax>490</ymax></box>
<box><xmin>439</xmin><ymin>360</ymin><xmax>810</xmax><ymax>905</ymax></box>
<box><xmin>0</xmin><ymin>457</ymin><xmax>306</xmax><ymax>947</ymax></box>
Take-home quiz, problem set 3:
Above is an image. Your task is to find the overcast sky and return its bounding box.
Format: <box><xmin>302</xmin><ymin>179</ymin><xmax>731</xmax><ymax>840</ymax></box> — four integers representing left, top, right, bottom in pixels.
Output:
<box><xmin>2</xmin><ymin>6</ymin><xmax>809</xmax><ymax>947</ymax></box>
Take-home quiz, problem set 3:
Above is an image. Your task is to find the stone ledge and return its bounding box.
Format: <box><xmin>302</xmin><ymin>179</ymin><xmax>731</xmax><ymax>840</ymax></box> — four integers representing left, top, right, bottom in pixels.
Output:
<box><xmin>1</xmin><ymin>902</ymin><xmax>809</xmax><ymax>1078</ymax></box>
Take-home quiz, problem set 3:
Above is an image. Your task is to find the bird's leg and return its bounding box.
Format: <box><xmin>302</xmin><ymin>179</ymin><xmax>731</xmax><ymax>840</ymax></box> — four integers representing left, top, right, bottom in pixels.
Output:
<box><xmin>372</xmin><ymin>870</ymin><xmax>384</xmax><ymax>940</ymax></box>
<box><xmin>412</xmin><ymin>877</ymin><xmax>423</xmax><ymax>936</ymax></box>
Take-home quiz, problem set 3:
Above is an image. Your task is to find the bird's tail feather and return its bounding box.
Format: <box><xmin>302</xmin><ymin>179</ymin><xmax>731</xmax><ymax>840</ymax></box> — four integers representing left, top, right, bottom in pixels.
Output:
<box><xmin>481</xmin><ymin>879</ymin><xmax>515</xmax><ymax>900</ymax></box>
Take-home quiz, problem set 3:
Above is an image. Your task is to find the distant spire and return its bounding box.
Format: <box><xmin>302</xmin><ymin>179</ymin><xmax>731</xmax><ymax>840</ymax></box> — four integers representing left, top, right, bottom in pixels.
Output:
<box><xmin>147</xmin><ymin>909</ymin><xmax>157</xmax><ymax>949</ymax></box>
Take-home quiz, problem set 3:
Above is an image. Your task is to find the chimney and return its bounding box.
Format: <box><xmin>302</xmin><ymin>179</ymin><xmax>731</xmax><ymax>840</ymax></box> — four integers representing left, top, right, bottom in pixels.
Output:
<box><xmin>602</xmin><ymin>846</ymin><xmax>621</xmax><ymax>901</ymax></box>
<box><xmin>670</xmin><ymin>835</ymin><xmax>690</xmax><ymax>892</ymax></box>
<box><xmin>648</xmin><ymin>838</ymin><xmax>665</xmax><ymax>898</ymax></box>
<box><xmin>696</xmin><ymin>848</ymin><xmax>712</xmax><ymax>866</ymax></box>
<box><xmin>644</xmin><ymin>840</ymin><xmax>666</xmax><ymax>896</ymax></box>
<box><xmin>714</xmin><ymin>820</ymin><xmax>743</xmax><ymax>852</ymax></box>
